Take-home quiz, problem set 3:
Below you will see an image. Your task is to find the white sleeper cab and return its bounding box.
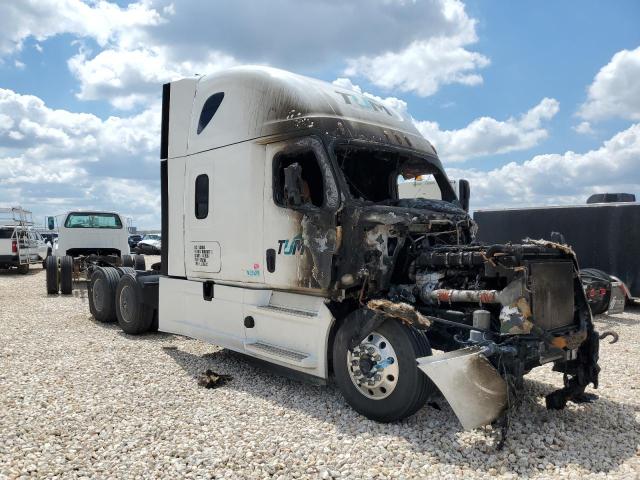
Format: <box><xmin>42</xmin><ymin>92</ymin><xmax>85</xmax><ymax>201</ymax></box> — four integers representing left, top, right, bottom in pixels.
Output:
<box><xmin>86</xmin><ymin>66</ymin><xmax>604</xmax><ymax>432</ymax></box>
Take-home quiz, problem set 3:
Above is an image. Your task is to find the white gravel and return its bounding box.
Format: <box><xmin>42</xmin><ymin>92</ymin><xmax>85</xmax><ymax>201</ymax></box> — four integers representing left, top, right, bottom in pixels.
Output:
<box><xmin>1</xmin><ymin>260</ymin><xmax>639</xmax><ymax>479</ymax></box>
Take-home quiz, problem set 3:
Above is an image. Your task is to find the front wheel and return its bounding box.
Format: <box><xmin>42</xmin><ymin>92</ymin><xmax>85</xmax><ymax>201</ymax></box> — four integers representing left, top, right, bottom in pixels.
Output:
<box><xmin>332</xmin><ymin>317</ymin><xmax>434</xmax><ymax>423</ymax></box>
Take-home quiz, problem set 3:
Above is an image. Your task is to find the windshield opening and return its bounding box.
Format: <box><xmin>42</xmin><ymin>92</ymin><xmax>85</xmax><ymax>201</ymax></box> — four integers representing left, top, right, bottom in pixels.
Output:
<box><xmin>334</xmin><ymin>145</ymin><xmax>456</xmax><ymax>203</ymax></box>
<box><xmin>64</xmin><ymin>213</ymin><xmax>122</xmax><ymax>229</ymax></box>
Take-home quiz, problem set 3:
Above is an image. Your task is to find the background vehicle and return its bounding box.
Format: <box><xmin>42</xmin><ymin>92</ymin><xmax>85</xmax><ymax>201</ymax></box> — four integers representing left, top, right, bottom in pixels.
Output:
<box><xmin>0</xmin><ymin>207</ymin><xmax>48</xmax><ymax>273</ymax></box>
<box><xmin>474</xmin><ymin>194</ymin><xmax>639</xmax><ymax>312</ymax></box>
<box><xmin>135</xmin><ymin>233</ymin><xmax>161</xmax><ymax>254</ymax></box>
<box><xmin>86</xmin><ymin>66</ymin><xmax>604</xmax><ymax>431</ymax></box>
<box><xmin>45</xmin><ymin>211</ymin><xmax>145</xmax><ymax>294</ymax></box>
<box><xmin>128</xmin><ymin>234</ymin><xmax>143</xmax><ymax>250</ymax></box>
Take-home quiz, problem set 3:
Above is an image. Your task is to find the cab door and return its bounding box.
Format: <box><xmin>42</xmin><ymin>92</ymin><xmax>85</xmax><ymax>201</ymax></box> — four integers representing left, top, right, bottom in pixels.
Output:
<box><xmin>183</xmin><ymin>143</ymin><xmax>264</xmax><ymax>283</ymax></box>
<box><xmin>262</xmin><ymin>137</ymin><xmax>339</xmax><ymax>292</ymax></box>
<box><xmin>183</xmin><ymin>152</ymin><xmax>220</xmax><ymax>278</ymax></box>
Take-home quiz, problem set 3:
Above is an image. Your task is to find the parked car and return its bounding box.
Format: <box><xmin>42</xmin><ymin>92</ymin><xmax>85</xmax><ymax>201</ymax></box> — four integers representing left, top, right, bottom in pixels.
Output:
<box><xmin>128</xmin><ymin>234</ymin><xmax>143</xmax><ymax>250</ymax></box>
<box><xmin>135</xmin><ymin>234</ymin><xmax>161</xmax><ymax>255</ymax></box>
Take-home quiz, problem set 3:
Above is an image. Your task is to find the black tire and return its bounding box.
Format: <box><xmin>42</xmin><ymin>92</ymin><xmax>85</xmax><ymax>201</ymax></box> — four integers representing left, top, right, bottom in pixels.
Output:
<box><xmin>60</xmin><ymin>255</ymin><xmax>74</xmax><ymax>295</ymax></box>
<box><xmin>115</xmin><ymin>273</ymin><xmax>153</xmax><ymax>334</ymax></box>
<box><xmin>134</xmin><ymin>254</ymin><xmax>146</xmax><ymax>271</ymax></box>
<box><xmin>17</xmin><ymin>263</ymin><xmax>29</xmax><ymax>274</ymax></box>
<box><xmin>122</xmin><ymin>254</ymin><xmax>134</xmax><ymax>267</ymax></box>
<box><xmin>333</xmin><ymin>318</ymin><xmax>434</xmax><ymax>423</ymax></box>
<box><xmin>116</xmin><ymin>266</ymin><xmax>136</xmax><ymax>276</ymax></box>
<box><xmin>88</xmin><ymin>267</ymin><xmax>120</xmax><ymax>323</ymax></box>
<box><xmin>45</xmin><ymin>256</ymin><xmax>58</xmax><ymax>294</ymax></box>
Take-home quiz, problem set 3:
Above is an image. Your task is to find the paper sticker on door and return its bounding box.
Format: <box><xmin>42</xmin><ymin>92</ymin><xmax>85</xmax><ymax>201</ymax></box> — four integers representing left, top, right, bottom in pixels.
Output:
<box><xmin>190</xmin><ymin>241</ymin><xmax>221</xmax><ymax>273</ymax></box>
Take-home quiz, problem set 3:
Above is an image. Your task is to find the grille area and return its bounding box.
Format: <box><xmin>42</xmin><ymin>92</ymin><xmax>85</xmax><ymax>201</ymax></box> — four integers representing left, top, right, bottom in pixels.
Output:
<box><xmin>530</xmin><ymin>262</ymin><xmax>575</xmax><ymax>330</ymax></box>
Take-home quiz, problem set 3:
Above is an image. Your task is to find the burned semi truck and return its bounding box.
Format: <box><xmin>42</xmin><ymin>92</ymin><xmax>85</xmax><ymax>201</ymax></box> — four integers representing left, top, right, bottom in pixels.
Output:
<box><xmin>88</xmin><ymin>66</ymin><xmax>602</xmax><ymax>430</ymax></box>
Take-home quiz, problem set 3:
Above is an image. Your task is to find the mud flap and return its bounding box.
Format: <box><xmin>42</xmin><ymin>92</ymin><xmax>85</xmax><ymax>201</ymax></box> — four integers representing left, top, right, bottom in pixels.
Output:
<box><xmin>417</xmin><ymin>346</ymin><xmax>508</xmax><ymax>430</ymax></box>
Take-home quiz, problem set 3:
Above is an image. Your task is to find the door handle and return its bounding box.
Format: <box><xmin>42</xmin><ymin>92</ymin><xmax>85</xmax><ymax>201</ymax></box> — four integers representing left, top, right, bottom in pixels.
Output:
<box><xmin>266</xmin><ymin>248</ymin><xmax>276</xmax><ymax>273</ymax></box>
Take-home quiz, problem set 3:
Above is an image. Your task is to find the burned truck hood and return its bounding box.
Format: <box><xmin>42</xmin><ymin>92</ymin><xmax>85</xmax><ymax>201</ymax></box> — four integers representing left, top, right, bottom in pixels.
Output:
<box><xmin>364</xmin><ymin>198</ymin><xmax>470</xmax><ymax>224</ymax></box>
<box><xmin>334</xmin><ymin>199</ymin><xmax>473</xmax><ymax>296</ymax></box>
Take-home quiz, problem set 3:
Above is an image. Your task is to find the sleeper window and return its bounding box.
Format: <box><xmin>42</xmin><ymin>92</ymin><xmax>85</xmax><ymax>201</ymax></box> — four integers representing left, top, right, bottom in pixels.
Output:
<box><xmin>197</xmin><ymin>92</ymin><xmax>224</xmax><ymax>134</ymax></box>
<box><xmin>195</xmin><ymin>174</ymin><xmax>209</xmax><ymax>219</ymax></box>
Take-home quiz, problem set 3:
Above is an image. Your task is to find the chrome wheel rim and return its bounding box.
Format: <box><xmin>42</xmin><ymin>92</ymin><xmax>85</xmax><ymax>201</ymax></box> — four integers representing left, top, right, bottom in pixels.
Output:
<box><xmin>347</xmin><ymin>331</ymin><xmax>399</xmax><ymax>400</ymax></box>
<box><xmin>93</xmin><ymin>278</ymin><xmax>104</xmax><ymax>311</ymax></box>
<box><xmin>119</xmin><ymin>284</ymin><xmax>133</xmax><ymax>323</ymax></box>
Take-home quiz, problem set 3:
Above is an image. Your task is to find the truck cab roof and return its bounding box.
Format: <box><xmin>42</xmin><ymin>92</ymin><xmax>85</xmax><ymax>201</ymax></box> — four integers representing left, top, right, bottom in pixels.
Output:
<box><xmin>164</xmin><ymin>65</ymin><xmax>438</xmax><ymax>159</ymax></box>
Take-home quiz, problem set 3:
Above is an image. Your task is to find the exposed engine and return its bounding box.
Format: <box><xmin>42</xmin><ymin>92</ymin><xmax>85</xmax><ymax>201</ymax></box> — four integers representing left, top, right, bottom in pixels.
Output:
<box><xmin>341</xmin><ymin>200</ymin><xmax>602</xmax><ymax>428</ymax></box>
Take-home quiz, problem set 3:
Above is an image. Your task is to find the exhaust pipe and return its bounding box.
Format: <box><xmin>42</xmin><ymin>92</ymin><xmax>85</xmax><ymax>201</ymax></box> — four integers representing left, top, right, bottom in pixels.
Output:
<box><xmin>417</xmin><ymin>346</ymin><xmax>508</xmax><ymax>430</ymax></box>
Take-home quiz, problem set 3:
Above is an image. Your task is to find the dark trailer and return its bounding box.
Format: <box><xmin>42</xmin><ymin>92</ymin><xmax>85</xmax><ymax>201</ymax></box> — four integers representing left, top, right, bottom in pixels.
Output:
<box><xmin>474</xmin><ymin>200</ymin><xmax>640</xmax><ymax>299</ymax></box>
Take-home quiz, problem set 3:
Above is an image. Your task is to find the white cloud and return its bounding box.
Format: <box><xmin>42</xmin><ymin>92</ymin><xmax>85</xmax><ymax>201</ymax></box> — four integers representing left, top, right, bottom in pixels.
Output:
<box><xmin>68</xmin><ymin>46</ymin><xmax>237</xmax><ymax>109</ymax></box>
<box><xmin>578</xmin><ymin>46</ymin><xmax>640</xmax><ymax>121</ymax></box>
<box><xmin>0</xmin><ymin>88</ymin><xmax>160</xmax><ymax>228</ymax></box>
<box><xmin>451</xmin><ymin>123</ymin><xmax>640</xmax><ymax>209</ymax></box>
<box><xmin>573</xmin><ymin>121</ymin><xmax>594</xmax><ymax>135</ymax></box>
<box><xmin>415</xmin><ymin>98</ymin><xmax>559</xmax><ymax>162</ymax></box>
<box><xmin>14</xmin><ymin>60</ymin><xmax>25</xmax><ymax>69</ymax></box>
<box><xmin>344</xmin><ymin>1</ymin><xmax>489</xmax><ymax>96</ymax></box>
<box><xmin>0</xmin><ymin>0</ymin><xmax>161</xmax><ymax>54</ymax></box>
<box><xmin>0</xmin><ymin>0</ymin><xmax>490</xmax><ymax>108</ymax></box>
<box><xmin>345</xmin><ymin>37</ymin><xmax>490</xmax><ymax>97</ymax></box>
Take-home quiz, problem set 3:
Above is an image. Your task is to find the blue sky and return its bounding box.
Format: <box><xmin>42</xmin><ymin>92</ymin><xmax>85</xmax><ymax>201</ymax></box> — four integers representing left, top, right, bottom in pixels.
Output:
<box><xmin>0</xmin><ymin>0</ymin><xmax>639</xmax><ymax>228</ymax></box>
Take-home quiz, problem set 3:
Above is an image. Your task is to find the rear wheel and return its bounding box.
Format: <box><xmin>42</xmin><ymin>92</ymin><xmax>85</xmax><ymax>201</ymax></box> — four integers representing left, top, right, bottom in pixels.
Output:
<box><xmin>116</xmin><ymin>266</ymin><xmax>136</xmax><ymax>277</ymax></box>
<box><xmin>45</xmin><ymin>256</ymin><xmax>58</xmax><ymax>294</ymax></box>
<box><xmin>60</xmin><ymin>255</ymin><xmax>74</xmax><ymax>294</ymax></box>
<box><xmin>134</xmin><ymin>254</ymin><xmax>146</xmax><ymax>271</ymax></box>
<box><xmin>88</xmin><ymin>267</ymin><xmax>120</xmax><ymax>322</ymax></box>
<box><xmin>122</xmin><ymin>254</ymin><xmax>134</xmax><ymax>267</ymax></box>
<box><xmin>115</xmin><ymin>273</ymin><xmax>153</xmax><ymax>334</ymax></box>
<box><xmin>333</xmin><ymin>318</ymin><xmax>434</xmax><ymax>423</ymax></box>
<box><xmin>17</xmin><ymin>263</ymin><xmax>29</xmax><ymax>274</ymax></box>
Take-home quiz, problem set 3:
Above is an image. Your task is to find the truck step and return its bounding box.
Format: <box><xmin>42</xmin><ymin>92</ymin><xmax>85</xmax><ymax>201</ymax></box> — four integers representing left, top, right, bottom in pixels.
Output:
<box><xmin>255</xmin><ymin>304</ymin><xmax>317</xmax><ymax>318</ymax></box>
<box><xmin>244</xmin><ymin>341</ymin><xmax>316</xmax><ymax>368</ymax></box>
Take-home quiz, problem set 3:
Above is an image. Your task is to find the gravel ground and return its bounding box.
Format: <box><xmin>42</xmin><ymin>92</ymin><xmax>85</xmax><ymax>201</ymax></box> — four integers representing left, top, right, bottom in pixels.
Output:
<box><xmin>1</xmin><ymin>259</ymin><xmax>639</xmax><ymax>479</ymax></box>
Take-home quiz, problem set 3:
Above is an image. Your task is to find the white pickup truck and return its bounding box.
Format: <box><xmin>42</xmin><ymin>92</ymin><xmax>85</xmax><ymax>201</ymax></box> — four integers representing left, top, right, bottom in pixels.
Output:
<box><xmin>46</xmin><ymin>211</ymin><xmax>145</xmax><ymax>294</ymax></box>
<box><xmin>0</xmin><ymin>207</ymin><xmax>48</xmax><ymax>273</ymax></box>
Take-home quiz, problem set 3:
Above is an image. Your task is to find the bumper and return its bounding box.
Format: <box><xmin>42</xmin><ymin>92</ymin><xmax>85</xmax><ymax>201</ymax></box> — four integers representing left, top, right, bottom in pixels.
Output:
<box><xmin>417</xmin><ymin>346</ymin><xmax>508</xmax><ymax>430</ymax></box>
<box><xmin>0</xmin><ymin>254</ymin><xmax>19</xmax><ymax>266</ymax></box>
